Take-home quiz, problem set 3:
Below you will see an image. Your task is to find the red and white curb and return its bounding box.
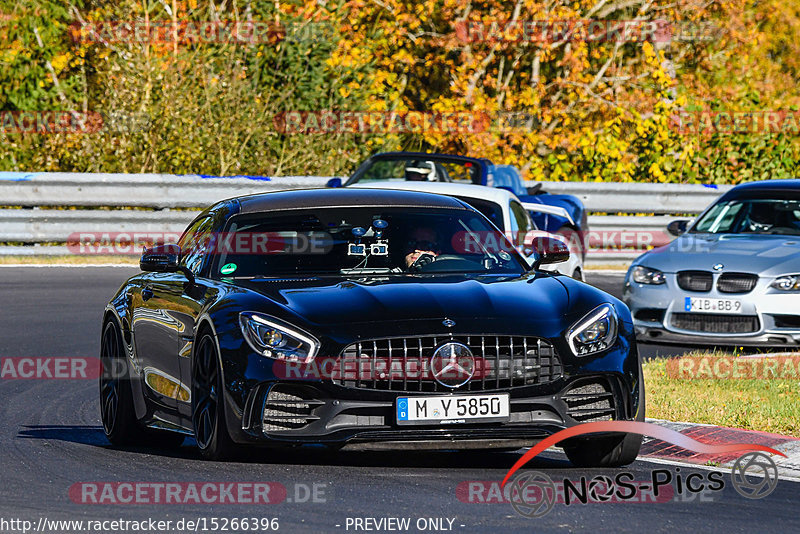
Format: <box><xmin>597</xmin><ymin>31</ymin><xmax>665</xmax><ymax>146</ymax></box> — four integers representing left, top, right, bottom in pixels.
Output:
<box><xmin>643</xmin><ymin>418</ymin><xmax>800</xmax><ymax>481</ymax></box>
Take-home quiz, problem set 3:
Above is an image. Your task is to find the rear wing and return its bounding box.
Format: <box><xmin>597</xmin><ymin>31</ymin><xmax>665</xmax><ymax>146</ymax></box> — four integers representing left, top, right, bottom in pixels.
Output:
<box><xmin>521</xmin><ymin>202</ymin><xmax>575</xmax><ymax>226</ymax></box>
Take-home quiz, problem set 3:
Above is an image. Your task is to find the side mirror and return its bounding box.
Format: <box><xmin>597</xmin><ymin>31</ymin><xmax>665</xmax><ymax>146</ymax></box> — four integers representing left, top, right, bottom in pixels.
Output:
<box><xmin>140</xmin><ymin>244</ymin><xmax>197</xmax><ymax>284</ymax></box>
<box><xmin>140</xmin><ymin>244</ymin><xmax>181</xmax><ymax>273</ymax></box>
<box><xmin>531</xmin><ymin>236</ymin><xmax>570</xmax><ymax>270</ymax></box>
<box><xmin>667</xmin><ymin>219</ymin><xmax>689</xmax><ymax>237</ymax></box>
<box><xmin>326</xmin><ymin>177</ymin><xmax>343</xmax><ymax>188</ymax></box>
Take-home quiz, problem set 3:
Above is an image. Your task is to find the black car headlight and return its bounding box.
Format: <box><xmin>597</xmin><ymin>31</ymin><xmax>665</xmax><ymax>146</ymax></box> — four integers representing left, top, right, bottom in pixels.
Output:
<box><xmin>567</xmin><ymin>304</ymin><xmax>618</xmax><ymax>356</ymax></box>
<box><xmin>239</xmin><ymin>312</ymin><xmax>320</xmax><ymax>364</ymax></box>
<box><xmin>770</xmin><ymin>275</ymin><xmax>800</xmax><ymax>291</ymax></box>
<box><xmin>631</xmin><ymin>265</ymin><xmax>666</xmax><ymax>285</ymax></box>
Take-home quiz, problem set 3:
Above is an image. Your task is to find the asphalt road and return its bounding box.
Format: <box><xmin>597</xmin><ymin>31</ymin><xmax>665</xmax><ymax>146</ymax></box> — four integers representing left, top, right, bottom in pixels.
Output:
<box><xmin>0</xmin><ymin>267</ymin><xmax>796</xmax><ymax>533</ymax></box>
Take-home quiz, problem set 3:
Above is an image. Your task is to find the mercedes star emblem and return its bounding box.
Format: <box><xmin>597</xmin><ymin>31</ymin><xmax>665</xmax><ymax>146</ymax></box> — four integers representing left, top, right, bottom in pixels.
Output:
<box><xmin>430</xmin><ymin>342</ymin><xmax>474</xmax><ymax>388</ymax></box>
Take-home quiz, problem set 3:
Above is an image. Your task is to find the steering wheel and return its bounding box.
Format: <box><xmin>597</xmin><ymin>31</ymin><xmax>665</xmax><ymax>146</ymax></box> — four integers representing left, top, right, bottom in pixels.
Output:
<box><xmin>409</xmin><ymin>253</ymin><xmax>437</xmax><ymax>272</ymax></box>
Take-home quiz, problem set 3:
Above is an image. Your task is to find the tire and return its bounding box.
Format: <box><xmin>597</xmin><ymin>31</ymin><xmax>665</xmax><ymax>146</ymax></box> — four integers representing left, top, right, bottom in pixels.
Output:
<box><xmin>99</xmin><ymin>320</ymin><xmax>142</xmax><ymax>445</ymax></box>
<box><xmin>100</xmin><ymin>320</ymin><xmax>186</xmax><ymax>448</ymax></box>
<box><xmin>563</xmin><ymin>432</ymin><xmax>642</xmax><ymax>468</ymax></box>
<box><xmin>572</xmin><ymin>268</ymin><xmax>584</xmax><ymax>281</ymax></box>
<box><xmin>564</xmin><ymin>382</ymin><xmax>646</xmax><ymax>468</ymax></box>
<box><xmin>192</xmin><ymin>332</ymin><xmax>238</xmax><ymax>460</ymax></box>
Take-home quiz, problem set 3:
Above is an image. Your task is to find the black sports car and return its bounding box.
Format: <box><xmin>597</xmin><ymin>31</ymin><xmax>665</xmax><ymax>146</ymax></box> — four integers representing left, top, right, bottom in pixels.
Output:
<box><xmin>100</xmin><ymin>188</ymin><xmax>643</xmax><ymax>466</ymax></box>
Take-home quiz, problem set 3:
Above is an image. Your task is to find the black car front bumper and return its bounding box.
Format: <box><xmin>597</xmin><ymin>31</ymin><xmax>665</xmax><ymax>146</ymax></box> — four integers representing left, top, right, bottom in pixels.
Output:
<box><xmin>224</xmin><ymin>373</ymin><xmax>639</xmax><ymax>448</ymax></box>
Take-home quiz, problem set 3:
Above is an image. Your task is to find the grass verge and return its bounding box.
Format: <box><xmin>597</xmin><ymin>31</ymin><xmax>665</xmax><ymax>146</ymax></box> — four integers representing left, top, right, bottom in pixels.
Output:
<box><xmin>643</xmin><ymin>350</ymin><xmax>800</xmax><ymax>437</ymax></box>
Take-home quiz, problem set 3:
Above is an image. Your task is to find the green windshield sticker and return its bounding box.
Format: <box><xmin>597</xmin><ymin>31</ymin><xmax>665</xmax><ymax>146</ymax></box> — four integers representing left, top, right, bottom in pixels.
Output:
<box><xmin>220</xmin><ymin>263</ymin><xmax>237</xmax><ymax>275</ymax></box>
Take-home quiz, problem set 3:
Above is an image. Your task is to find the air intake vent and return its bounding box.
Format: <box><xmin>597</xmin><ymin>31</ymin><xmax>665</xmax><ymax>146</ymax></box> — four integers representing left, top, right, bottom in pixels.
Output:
<box><xmin>263</xmin><ymin>387</ymin><xmax>322</xmax><ymax>432</ymax></box>
<box><xmin>671</xmin><ymin>313</ymin><xmax>760</xmax><ymax>334</ymax></box>
<box><xmin>677</xmin><ymin>271</ymin><xmax>713</xmax><ymax>292</ymax></box>
<box><xmin>717</xmin><ymin>273</ymin><xmax>758</xmax><ymax>294</ymax></box>
<box><xmin>562</xmin><ymin>380</ymin><xmax>616</xmax><ymax>422</ymax></box>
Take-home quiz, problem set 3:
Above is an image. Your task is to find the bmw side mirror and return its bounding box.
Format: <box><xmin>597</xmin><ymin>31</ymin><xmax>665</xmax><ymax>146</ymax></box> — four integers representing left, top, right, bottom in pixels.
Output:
<box><xmin>531</xmin><ymin>236</ymin><xmax>570</xmax><ymax>270</ymax></box>
<box><xmin>667</xmin><ymin>219</ymin><xmax>689</xmax><ymax>237</ymax></box>
<box><xmin>326</xmin><ymin>177</ymin><xmax>343</xmax><ymax>188</ymax></box>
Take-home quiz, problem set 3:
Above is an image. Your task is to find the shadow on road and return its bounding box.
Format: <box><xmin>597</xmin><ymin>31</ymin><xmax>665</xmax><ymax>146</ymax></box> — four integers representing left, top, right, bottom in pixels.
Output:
<box><xmin>16</xmin><ymin>424</ymin><xmax>571</xmax><ymax>469</ymax></box>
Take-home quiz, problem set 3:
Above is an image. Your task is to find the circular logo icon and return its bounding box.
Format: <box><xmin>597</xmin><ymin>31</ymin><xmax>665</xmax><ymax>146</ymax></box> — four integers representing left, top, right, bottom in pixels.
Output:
<box><xmin>587</xmin><ymin>475</ymin><xmax>615</xmax><ymax>502</ymax></box>
<box><xmin>731</xmin><ymin>452</ymin><xmax>779</xmax><ymax>499</ymax></box>
<box><xmin>713</xmin><ymin>263</ymin><xmax>724</xmax><ymax>271</ymax></box>
<box><xmin>430</xmin><ymin>342</ymin><xmax>474</xmax><ymax>388</ymax></box>
<box><xmin>508</xmin><ymin>471</ymin><xmax>557</xmax><ymax>518</ymax></box>
<box><xmin>442</xmin><ymin>318</ymin><xmax>456</xmax><ymax>328</ymax></box>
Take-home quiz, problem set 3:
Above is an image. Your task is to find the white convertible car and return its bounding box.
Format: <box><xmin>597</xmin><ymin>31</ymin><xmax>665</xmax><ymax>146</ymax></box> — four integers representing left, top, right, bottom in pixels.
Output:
<box><xmin>354</xmin><ymin>181</ymin><xmax>584</xmax><ymax>279</ymax></box>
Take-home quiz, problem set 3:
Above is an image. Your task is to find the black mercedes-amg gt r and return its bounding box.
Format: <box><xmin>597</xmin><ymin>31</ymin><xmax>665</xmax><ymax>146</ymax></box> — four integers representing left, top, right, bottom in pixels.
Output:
<box><xmin>100</xmin><ymin>188</ymin><xmax>644</xmax><ymax>465</ymax></box>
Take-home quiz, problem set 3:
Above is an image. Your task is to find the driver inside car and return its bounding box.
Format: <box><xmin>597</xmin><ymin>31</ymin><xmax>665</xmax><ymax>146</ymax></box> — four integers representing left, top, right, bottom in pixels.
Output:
<box><xmin>404</xmin><ymin>226</ymin><xmax>441</xmax><ymax>269</ymax></box>
<box><xmin>404</xmin><ymin>161</ymin><xmax>435</xmax><ymax>181</ymax></box>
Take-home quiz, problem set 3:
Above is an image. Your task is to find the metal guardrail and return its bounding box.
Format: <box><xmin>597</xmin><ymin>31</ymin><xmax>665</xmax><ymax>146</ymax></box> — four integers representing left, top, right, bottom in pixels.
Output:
<box><xmin>531</xmin><ymin>181</ymin><xmax>733</xmax><ymax>214</ymax></box>
<box><xmin>0</xmin><ymin>172</ymin><xmax>330</xmax><ymax>208</ymax></box>
<box><xmin>0</xmin><ymin>172</ymin><xmax>725</xmax><ymax>262</ymax></box>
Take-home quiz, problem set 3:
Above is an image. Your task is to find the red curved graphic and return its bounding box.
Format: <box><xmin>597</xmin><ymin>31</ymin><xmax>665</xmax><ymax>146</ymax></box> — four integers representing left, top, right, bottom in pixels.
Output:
<box><xmin>501</xmin><ymin>420</ymin><xmax>786</xmax><ymax>487</ymax></box>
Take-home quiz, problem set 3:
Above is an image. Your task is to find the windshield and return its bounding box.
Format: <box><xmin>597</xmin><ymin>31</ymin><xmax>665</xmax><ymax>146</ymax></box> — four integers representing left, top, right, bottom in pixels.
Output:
<box><xmin>211</xmin><ymin>207</ymin><xmax>525</xmax><ymax>278</ymax></box>
<box><xmin>691</xmin><ymin>197</ymin><xmax>800</xmax><ymax>235</ymax></box>
<box><xmin>454</xmin><ymin>196</ymin><xmax>505</xmax><ymax>230</ymax></box>
<box><xmin>351</xmin><ymin>157</ymin><xmax>480</xmax><ymax>184</ymax></box>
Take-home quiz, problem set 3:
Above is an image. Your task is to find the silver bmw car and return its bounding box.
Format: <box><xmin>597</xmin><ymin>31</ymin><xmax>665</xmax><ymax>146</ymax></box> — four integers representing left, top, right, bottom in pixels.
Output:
<box><xmin>623</xmin><ymin>179</ymin><xmax>800</xmax><ymax>347</ymax></box>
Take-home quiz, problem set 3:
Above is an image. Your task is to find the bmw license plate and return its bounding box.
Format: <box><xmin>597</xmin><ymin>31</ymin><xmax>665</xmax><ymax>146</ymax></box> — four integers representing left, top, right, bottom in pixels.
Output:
<box><xmin>684</xmin><ymin>297</ymin><xmax>742</xmax><ymax>314</ymax></box>
<box><xmin>396</xmin><ymin>394</ymin><xmax>510</xmax><ymax>425</ymax></box>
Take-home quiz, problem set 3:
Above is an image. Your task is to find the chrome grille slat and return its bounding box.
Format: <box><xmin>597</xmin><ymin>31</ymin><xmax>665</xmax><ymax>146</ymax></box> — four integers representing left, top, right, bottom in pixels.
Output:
<box><xmin>481</xmin><ymin>337</ymin><xmax>487</xmax><ymax>390</ymax></box>
<box><xmin>494</xmin><ymin>336</ymin><xmax>500</xmax><ymax>389</ymax></box>
<box><xmin>356</xmin><ymin>343</ymin><xmax>362</xmax><ymax>387</ymax></box>
<box><xmin>417</xmin><ymin>337</ymin><xmax>423</xmax><ymax>391</ymax></box>
<box><xmin>372</xmin><ymin>340</ymin><xmax>378</xmax><ymax>389</ymax></box>
<box><xmin>402</xmin><ymin>338</ymin><xmax>408</xmax><ymax>391</ymax></box>
<box><xmin>333</xmin><ymin>335</ymin><xmax>562</xmax><ymax>392</ymax></box>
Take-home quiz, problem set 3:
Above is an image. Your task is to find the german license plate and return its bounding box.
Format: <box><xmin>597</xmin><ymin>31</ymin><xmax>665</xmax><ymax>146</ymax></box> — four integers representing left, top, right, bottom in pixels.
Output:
<box><xmin>396</xmin><ymin>394</ymin><xmax>510</xmax><ymax>425</ymax></box>
<box><xmin>684</xmin><ymin>297</ymin><xmax>742</xmax><ymax>313</ymax></box>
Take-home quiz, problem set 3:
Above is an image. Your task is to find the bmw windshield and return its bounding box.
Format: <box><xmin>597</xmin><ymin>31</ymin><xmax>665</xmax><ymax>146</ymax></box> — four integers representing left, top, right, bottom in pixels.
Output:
<box><xmin>210</xmin><ymin>207</ymin><xmax>526</xmax><ymax>278</ymax></box>
<box><xmin>691</xmin><ymin>196</ymin><xmax>800</xmax><ymax>235</ymax></box>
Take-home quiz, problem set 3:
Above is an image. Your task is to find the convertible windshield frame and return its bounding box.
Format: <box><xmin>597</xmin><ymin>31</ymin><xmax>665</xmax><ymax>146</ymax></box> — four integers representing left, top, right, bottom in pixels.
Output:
<box><xmin>346</xmin><ymin>154</ymin><xmax>485</xmax><ymax>186</ymax></box>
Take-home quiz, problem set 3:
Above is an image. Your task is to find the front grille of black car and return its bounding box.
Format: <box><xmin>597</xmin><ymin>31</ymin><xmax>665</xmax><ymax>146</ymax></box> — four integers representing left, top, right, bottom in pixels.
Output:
<box><xmin>562</xmin><ymin>380</ymin><xmax>616</xmax><ymax>422</ymax></box>
<box><xmin>677</xmin><ymin>271</ymin><xmax>713</xmax><ymax>292</ymax></box>
<box><xmin>717</xmin><ymin>273</ymin><xmax>759</xmax><ymax>294</ymax></box>
<box><xmin>333</xmin><ymin>335</ymin><xmax>563</xmax><ymax>392</ymax></box>
<box><xmin>670</xmin><ymin>313</ymin><xmax>760</xmax><ymax>334</ymax></box>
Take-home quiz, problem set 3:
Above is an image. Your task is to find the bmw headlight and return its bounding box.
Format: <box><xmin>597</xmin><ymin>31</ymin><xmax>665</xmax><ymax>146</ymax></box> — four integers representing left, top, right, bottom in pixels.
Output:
<box><xmin>239</xmin><ymin>312</ymin><xmax>320</xmax><ymax>364</ymax></box>
<box><xmin>770</xmin><ymin>275</ymin><xmax>800</xmax><ymax>291</ymax></box>
<box><xmin>631</xmin><ymin>265</ymin><xmax>666</xmax><ymax>285</ymax></box>
<box><xmin>567</xmin><ymin>304</ymin><xmax>618</xmax><ymax>356</ymax></box>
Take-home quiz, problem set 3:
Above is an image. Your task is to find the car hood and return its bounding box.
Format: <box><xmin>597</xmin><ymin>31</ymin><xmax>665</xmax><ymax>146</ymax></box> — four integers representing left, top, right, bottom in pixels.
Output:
<box><xmin>635</xmin><ymin>233</ymin><xmax>800</xmax><ymax>276</ymax></box>
<box><xmin>233</xmin><ymin>274</ymin><xmax>572</xmax><ymax>334</ymax></box>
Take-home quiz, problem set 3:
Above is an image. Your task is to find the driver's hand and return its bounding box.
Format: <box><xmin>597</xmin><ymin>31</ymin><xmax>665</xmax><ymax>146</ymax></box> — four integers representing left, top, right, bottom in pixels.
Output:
<box><xmin>405</xmin><ymin>250</ymin><xmax>438</xmax><ymax>268</ymax></box>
